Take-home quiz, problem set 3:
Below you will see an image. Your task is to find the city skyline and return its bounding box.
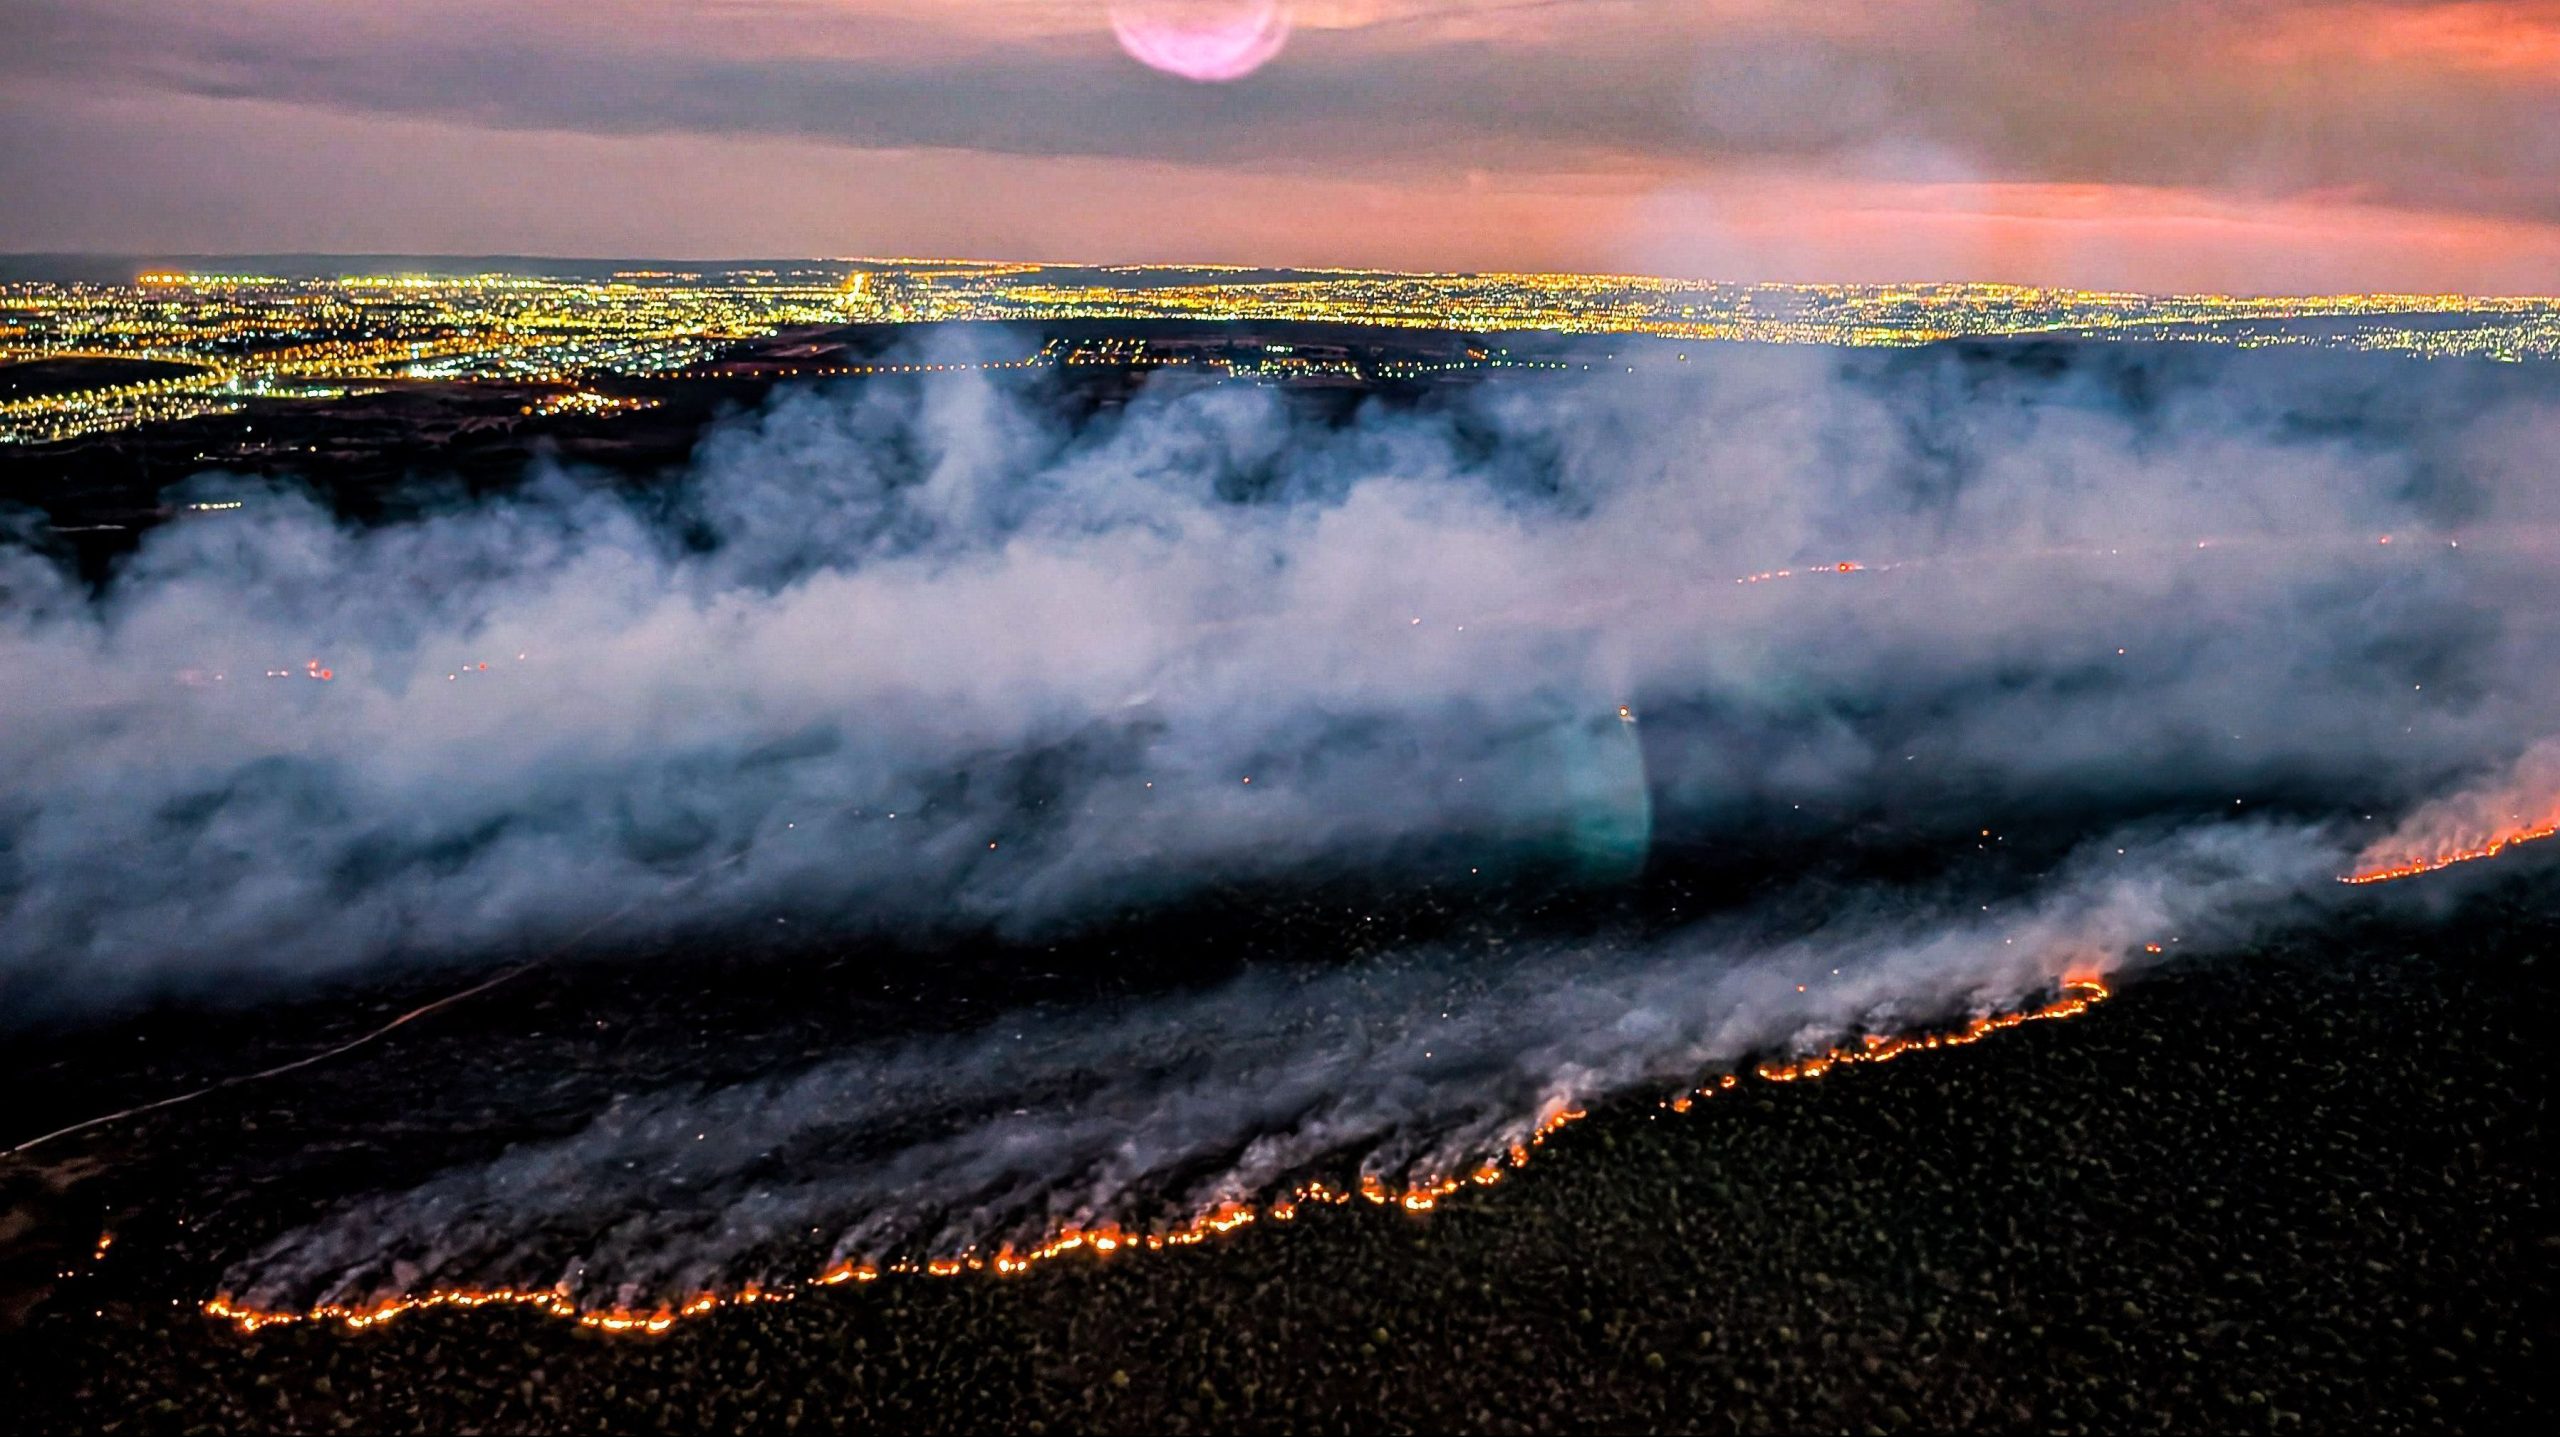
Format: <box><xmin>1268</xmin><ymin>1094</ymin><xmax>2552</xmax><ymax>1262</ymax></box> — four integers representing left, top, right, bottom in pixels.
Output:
<box><xmin>3</xmin><ymin>1</ymin><xmax>2556</xmax><ymax>293</ymax></box>
<box><xmin>10</xmin><ymin>261</ymin><xmax>2553</xmax><ymax>446</ymax></box>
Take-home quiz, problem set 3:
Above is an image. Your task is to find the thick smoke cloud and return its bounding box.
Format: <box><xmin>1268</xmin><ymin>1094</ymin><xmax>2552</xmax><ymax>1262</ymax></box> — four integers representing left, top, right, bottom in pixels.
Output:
<box><xmin>4</xmin><ymin>340</ymin><xmax>2558</xmax><ymax>1020</ymax></box>
<box><xmin>9</xmin><ymin>334</ymin><xmax>2554</xmax><ymax>1308</ymax></box>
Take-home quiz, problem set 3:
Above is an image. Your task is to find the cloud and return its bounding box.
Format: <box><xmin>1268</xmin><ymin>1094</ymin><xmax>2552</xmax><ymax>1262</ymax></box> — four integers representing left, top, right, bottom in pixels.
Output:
<box><xmin>4</xmin><ymin>1</ymin><xmax>2553</xmax><ymax>225</ymax></box>
<box><xmin>6</xmin><ymin>338</ymin><xmax>2557</xmax><ymax>1016</ymax></box>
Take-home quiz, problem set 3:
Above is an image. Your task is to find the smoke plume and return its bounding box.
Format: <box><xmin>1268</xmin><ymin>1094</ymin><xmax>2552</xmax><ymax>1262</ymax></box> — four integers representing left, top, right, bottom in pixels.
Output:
<box><xmin>6</xmin><ymin>336</ymin><xmax>2559</xmax><ymax>1311</ymax></box>
<box><xmin>224</xmin><ymin>816</ymin><xmax>2341</xmax><ymax>1316</ymax></box>
<box><xmin>6</xmin><ymin>340</ymin><xmax>2554</xmax><ymax>1011</ymax></box>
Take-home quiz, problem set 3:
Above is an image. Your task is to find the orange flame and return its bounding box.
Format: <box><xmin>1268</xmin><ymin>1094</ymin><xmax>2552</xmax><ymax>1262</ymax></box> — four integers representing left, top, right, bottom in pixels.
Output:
<box><xmin>202</xmin><ymin>978</ymin><xmax>2110</xmax><ymax>1337</ymax></box>
<box><xmin>1741</xmin><ymin>979</ymin><xmax>2107</xmax><ymax>1087</ymax></box>
<box><xmin>2341</xmin><ymin>741</ymin><xmax>2560</xmax><ymax>885</ymax></box>
<box><xmin>2341</xmin><ymin>819</ymin><xmax>2558</xmax><ymax>885</ymax></box>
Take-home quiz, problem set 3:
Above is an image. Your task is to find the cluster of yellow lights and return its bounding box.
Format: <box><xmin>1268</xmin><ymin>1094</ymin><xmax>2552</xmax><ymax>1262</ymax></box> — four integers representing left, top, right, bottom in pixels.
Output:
<box><xmin>521</xmin><ymin>391</ymin><xmax>661</xmax><ymax>419</ymax></box>
<box><xmin>13</xmin><ymin>265</ymin><xmax>2554</xmax><ymax>445</ymax></box>
<box><xmin>205</xmin><ymin>978</ymin><xmax>2122</xmax><ymax>1337</ymax></box>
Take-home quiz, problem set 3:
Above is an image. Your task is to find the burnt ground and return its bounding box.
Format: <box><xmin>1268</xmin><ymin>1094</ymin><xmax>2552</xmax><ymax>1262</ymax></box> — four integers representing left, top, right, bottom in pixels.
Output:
<box><xmin>0</xmin><ymin>863</ymin><xmax>2549</xmax><ymax>1435</ymax></box>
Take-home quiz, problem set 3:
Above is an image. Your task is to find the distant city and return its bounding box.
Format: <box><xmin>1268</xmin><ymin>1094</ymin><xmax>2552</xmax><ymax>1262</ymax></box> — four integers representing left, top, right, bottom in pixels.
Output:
<box><xmin>3</xmin><ymin>258</ymin><xmax>2554</xmax><ymax>445</ymax></box>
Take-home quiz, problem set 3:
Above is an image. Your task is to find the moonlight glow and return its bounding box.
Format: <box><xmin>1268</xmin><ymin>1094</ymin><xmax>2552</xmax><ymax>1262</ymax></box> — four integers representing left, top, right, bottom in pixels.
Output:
<box><xmin>1109</xmin><ymin>0</ymin><xmax>1293</xmax><ymax>82</ymax></box>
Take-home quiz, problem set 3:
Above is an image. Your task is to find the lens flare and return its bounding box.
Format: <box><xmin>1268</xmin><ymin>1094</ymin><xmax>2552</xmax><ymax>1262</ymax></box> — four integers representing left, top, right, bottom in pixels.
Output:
<box><xmin>1110</xmin><ymin>0</ymin><xmax>1292</xmax><ymax>82</ymax></box>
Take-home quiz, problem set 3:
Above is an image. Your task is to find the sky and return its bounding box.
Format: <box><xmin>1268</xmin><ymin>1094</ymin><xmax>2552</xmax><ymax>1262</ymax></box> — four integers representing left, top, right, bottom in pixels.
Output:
<box><xmin>0</xmin><ymin>0</ymin><xmax>2555</xmax><ymax>291</ymax></box>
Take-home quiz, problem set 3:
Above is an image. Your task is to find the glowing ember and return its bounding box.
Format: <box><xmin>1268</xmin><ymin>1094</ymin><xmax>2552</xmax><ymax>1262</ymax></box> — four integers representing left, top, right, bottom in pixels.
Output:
<box><xmin>1110</xmin><ymin>1</ymin><xmax>1292</xmax><ymax>82</ymax></box>
<box><xmin>202</xmin><ymin>979</ymin><xmax>2110</xmax><ymax>1336</ymax></box>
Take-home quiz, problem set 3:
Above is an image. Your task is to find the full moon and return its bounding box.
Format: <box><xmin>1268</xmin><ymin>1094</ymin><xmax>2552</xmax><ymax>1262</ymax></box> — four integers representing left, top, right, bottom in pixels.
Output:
<box><xmin>1109</xmin><ymin>0</ymin><xmax>1293</xmax><ymax>82</ymax></box>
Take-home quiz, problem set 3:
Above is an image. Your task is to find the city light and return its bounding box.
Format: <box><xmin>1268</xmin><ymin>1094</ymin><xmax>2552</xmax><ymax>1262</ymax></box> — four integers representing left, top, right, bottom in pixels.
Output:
<box><xmin>5</xmin><ymin>264</ymin><xmax>2551</xmax><ymax>446</ymax></box>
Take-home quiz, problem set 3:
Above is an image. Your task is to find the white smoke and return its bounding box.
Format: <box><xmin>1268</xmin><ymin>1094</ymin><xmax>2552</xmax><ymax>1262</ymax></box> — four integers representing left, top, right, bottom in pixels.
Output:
<box><xmin>225</xmin><ymin>816</ymin><xmax>2342</xmax><ymax>1315</ymax></box>
<box><xmin>7</xmin><ymin>337</ymin><xmax>2559</xmax><ymax>1310</ymax></box>
<box><xmin>6</xmin><ymin>341</ymin><xmax>2553</xmax><ymax>1012</ymax></box>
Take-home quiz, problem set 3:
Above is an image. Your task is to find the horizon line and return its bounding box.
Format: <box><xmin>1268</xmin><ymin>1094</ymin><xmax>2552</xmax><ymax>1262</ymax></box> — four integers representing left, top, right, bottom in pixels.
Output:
<box><xmin>2</xmin><ymin>251</ymin><xmax>2554</xmax><ymax>306</ymax></box>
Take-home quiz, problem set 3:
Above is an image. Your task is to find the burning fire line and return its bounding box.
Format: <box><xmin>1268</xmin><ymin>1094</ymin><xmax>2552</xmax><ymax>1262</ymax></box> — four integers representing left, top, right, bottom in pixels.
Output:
<box><xmin>2338</xmin><ymin>820</ymin><xmax>2559</xmax><ymax>886</ymax></box>
<box><xmin>204</xmin><ymin>979</ymin><xmax>2110</xmax><ymax>1336</ymax></box>
<box><xmin>132</xmin><ymin>527</ymin><xmax>2550</xmax><ymax>1332</ymax></box>
<box><xmin>186</xmin><ymin>776</ymin><xmax>2560</xmax><ymax>1336</ymax></box>
<box><xmin>1680</xmin><ymin>978</ymin><xmax>2108</xmax><ymax>1098</ymax></box>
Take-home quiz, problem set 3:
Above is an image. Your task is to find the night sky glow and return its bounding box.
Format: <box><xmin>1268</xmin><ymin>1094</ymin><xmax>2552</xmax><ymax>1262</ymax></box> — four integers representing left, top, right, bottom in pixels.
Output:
<box><xmin>1</xmin><ymin>0</ymin><xmax>2554</xmax><ymax>288</ymax></box>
